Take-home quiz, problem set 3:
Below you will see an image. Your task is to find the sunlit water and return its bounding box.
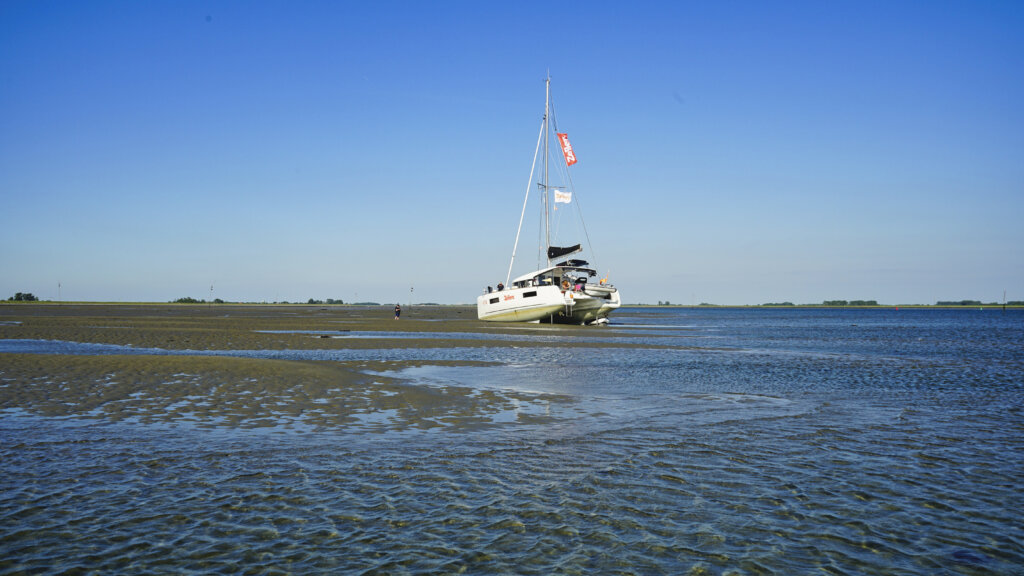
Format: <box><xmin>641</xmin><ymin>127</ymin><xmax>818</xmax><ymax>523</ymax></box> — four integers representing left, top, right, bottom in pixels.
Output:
<box><xmin>2</xmin><ymin>308</ymin><xmax>1022</xmax><ymax>574</ymax></box>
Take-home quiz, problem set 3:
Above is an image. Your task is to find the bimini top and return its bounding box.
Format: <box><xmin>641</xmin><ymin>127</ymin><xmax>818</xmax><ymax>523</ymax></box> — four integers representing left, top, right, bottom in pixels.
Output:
<box><xmin>511</xmin><ymin>264</ymin><xmax>597</xmax><ymax>285</ymax></box>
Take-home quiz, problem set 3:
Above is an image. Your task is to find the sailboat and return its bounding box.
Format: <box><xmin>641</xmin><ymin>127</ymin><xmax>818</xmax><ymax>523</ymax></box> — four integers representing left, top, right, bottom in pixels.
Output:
<box><xmin>476</xmin><ymin>75</ymin><xmax>621</xmax><ymax>324</ymax></box>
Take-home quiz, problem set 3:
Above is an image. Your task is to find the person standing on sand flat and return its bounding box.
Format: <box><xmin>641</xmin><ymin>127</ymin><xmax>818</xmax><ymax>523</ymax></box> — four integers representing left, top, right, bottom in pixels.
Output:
<box><xmin>394</xmin><ymin>304</ymin><xmax>401</xmax><ymax>319</ymax></box>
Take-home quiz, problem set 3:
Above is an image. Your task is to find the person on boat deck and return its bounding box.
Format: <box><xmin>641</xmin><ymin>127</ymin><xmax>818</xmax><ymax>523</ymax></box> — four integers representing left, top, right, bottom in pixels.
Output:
<box><xmin>394</xmin><ymin>304</ymin><xmax>401</xmax><ymax>320</ymax></box>
<box><xmin>497</xmin><ymin>282</ymin><xmax>504</xmax><ymax>291</ymax></box>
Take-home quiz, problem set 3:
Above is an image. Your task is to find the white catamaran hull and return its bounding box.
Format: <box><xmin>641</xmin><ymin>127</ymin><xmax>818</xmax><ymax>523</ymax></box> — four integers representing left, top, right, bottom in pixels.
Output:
<box><xmin>477</xmin><ymin>285</ymin><xmax>570</xmax><ymax>322</ymax></box>
<box><xmin>559</xmin><ymin>287</ymin><xmax>621</xmax><ymax>324</ymax></box>
<box><xmin>477</xmin><ymin>278</ymin><xmax>621</xmax><ymax>324</ymax></box>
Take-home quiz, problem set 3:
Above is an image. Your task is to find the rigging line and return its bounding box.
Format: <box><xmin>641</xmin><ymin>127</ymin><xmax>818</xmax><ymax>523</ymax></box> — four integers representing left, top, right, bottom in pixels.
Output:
<box><xmin>536</xmin><ymin>181</ymin><xmax>546</xmax><ymax>271</ymax></box>
<box><xmin>507</xmin><ymin>116</ymin><xmax>546</xmax><ymax>287</ymax></box>
<box><xmin>549</xmin><ymin>84</ymin><xmax>559</xmax><ymax>133</ymax></box>
<box><xmin>552</xmin><ymin>156</ymin><xmax>573</xmax><ymax>245</ymax></box>
<box><xmin>563</xmin><ymin>162</ymin><xmax>598</xmax><ymax>263</ymax></box>
<box><xmin>549</xmin><ymin>84</ymin><xmax>599</xmax><ymax>264</ymax></box>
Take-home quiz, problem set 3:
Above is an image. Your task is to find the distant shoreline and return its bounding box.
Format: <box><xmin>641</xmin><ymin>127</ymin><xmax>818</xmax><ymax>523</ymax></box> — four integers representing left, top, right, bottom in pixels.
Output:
<box><xmin>3</xmin><ymin>302</ymin><xmax>1020</xmax><ymax>310</ymax></box>
<box><xmin>628</xmin><ymin>304</ymin><xmax>1023</xmax><ymax>309</ymax></box>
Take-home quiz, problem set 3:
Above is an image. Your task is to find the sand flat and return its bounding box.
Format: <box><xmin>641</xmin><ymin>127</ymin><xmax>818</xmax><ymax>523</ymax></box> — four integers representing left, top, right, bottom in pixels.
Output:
<box><xmin>0</xmin><ymin>304</ymin><xmax>582</xmax><ymax>430</ymax></box>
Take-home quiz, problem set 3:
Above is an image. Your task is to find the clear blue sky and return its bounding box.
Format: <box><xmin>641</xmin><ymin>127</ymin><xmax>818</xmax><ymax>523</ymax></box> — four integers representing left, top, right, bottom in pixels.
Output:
<box><xmin>2</xmin><ymin>1</ymin><xmax>1022</xmax><ymax>305</ymax></box>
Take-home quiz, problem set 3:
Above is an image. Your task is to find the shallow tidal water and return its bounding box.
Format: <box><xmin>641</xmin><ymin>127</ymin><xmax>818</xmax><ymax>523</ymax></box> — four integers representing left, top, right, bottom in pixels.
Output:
<box><xmin>2</xmin><ymin>308</ymin><xmax>1023</xmax><ymax>574</ymax></box>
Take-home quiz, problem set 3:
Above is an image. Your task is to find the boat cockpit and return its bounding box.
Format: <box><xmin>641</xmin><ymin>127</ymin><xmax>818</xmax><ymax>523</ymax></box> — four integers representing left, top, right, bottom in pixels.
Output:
<box><xmin>508</xmin><ymin>265</ymin><xmax>598</xmax><ymax>291</ymax></box>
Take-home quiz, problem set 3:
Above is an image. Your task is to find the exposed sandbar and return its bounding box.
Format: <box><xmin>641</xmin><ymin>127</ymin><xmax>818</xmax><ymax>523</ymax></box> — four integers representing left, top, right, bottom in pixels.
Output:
<box><xmin>1</xmin><ymin>304</ymin><xmax>604</xmax><ymax>430</ymax></box>
<box><xmin>0</xmin><ymin>303</ymin><xmax>660</xmax><ymax>350</ymax></box>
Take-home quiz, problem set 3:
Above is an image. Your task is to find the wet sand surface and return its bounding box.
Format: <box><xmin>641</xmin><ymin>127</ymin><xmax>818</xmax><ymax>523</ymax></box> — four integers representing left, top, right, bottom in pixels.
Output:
<box><xmin>0</xmin><ymin>304</ymin><xmax>613</xmax><ymax>431</ymax></box>
<box><xmin>0</xmin><ymin>303</ymin><xmax>656</xmax><ymax>350</ymax></box>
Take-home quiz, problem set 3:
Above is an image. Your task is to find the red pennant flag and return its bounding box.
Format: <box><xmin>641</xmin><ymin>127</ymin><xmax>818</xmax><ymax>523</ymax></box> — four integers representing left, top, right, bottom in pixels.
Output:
<box><xmin>557</xmin><ymin>133</ymin><xmax>577</xmax><ymax>166</ymax></box>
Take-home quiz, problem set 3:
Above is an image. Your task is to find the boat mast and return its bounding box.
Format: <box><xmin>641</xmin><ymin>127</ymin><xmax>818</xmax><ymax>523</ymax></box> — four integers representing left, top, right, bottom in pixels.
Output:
<box><xmin>543</xmin><ymin>74</ymin><xmax>551</xmax><ymax>266</ymax></box>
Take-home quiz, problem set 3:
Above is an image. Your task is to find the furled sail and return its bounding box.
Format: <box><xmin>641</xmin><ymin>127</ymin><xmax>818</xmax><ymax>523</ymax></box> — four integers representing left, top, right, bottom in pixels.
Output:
<box><xmin>547</xmin><ymin>244</ymin><xmax>582</xmax><ymax>260</ymax></box>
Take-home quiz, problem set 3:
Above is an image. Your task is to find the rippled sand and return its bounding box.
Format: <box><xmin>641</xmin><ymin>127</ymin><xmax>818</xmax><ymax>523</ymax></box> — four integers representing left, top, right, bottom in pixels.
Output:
<box><xmin>2</xmin><ymin>304</ymin><xmax>1022</xmax><ymax>574</ymax></box>
<box><xmin>0</xmin><ymin>304</ymin><xmax>584</xmax><ymax>430</ymax></box>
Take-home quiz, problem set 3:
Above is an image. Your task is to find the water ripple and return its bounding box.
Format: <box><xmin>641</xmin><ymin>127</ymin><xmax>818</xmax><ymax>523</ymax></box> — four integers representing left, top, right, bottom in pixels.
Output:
<box><xmin>3</xmin><ymin>309</ymin><xmax>1023</xmax><ymax>573</ymax></box>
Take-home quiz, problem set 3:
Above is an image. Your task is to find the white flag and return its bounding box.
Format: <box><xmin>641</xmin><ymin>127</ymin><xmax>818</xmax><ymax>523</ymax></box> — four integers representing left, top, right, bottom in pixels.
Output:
<box><xmin>554</xmin><ymin>190</ymin><xmax>572</xmax><ymax>204</ymax></box>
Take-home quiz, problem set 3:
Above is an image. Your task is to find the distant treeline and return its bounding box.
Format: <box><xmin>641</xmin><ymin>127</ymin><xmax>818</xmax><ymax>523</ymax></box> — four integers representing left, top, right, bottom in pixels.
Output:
<box><xmin>170</xmin><ymin>297</ymin><xmax>347</xmax><ymax>305</ymax></box>
<box><xmin>760</xmin><ymin>300</ymin><xmax>878</xmax><ymax>306</ymax></box>
<box><xmin>7</xmin><ymin>292</ymin><xmax>39</xmax><ymax>302</ymax></box>
<box><xmin>762</xmin><ymin>300</ymin><xmax>1023</xmax><ymax>307</ymax></box>
<box><xmin>936</xmin><ymin>300</ymin><xmax>1023</xmax><ymax>306</ymax></box>
<box><xmin>172</xmin><ymin>297</ymin><xmax>224</xmax><ymax>304</ymax></box>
